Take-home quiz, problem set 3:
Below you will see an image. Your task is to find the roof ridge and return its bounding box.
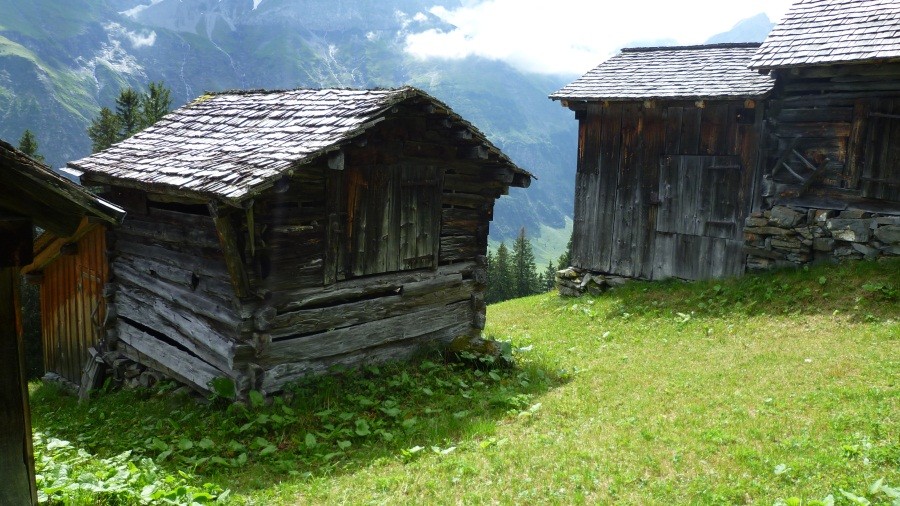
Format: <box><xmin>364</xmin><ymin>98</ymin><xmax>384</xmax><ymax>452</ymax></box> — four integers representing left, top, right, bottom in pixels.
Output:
<box><xmin>204</xmin><ymin>86</ymin><xmax>415</xmax><ymax>96</ymax></box>
<box><xmin>621</xmin><ymin>42</ymin><xmax>762</xmax><ymax>53</ymax></box>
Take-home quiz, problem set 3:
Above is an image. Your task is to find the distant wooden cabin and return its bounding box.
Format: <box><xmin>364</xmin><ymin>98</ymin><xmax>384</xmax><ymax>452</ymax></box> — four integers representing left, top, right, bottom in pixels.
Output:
<box><xmin>550</xmin><ymin>44</ymin><xmax>775</xmax><ymax>280</ymax></box>
<box><xmin>68</xmin><ymin>87</ymin><xmax>530</xmax><ymax>396</ymax></box>
<box><xmin>750</xmin><ymin>0</ymin><xmax>900</xmax><ymax>214</ymax></box>
<box><xmin>1</xmin><ymin>139</ymin><xmax>124</xmax><ymax>505</ymax></box>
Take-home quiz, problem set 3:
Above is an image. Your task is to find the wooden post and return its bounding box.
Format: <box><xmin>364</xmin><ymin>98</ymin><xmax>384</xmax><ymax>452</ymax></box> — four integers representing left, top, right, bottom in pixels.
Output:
<box><xmin>208</xmin><ymin>201</ymin><xmax>251</xmax><ymax>299</ymax></box>
<box><xmin>0</xmin><ymin>216</ymin><xmax>37</xmax><ymax>505</ymax></box>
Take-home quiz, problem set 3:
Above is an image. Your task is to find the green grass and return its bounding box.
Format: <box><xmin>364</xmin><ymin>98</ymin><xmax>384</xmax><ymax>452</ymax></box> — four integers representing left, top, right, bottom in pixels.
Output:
<box><xmin>30</xmin><ymin>259</ymin><xmax>899</xmax><ymax>505</ymax></box>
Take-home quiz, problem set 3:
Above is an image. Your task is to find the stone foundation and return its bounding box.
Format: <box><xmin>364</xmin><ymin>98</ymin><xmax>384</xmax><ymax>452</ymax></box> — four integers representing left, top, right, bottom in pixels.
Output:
<box><xmin>555</xmin><ymin>267</ymin><xmax>630</xmax><ymax>297</ymax></box>
<box><xmin>744</xmin><ymin>206</ymin><xmax>900</xmax><ymax>270</ymax></box>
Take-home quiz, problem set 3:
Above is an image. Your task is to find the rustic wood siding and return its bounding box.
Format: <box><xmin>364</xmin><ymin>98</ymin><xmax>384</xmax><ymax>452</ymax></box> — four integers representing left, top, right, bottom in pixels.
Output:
<box><xmin>40</xmin><ymin>225</ymin><xmax>108</xmax><ymax>385</ymax></box>
<box><xmin>763</xmin><ymin>63</ymin><xmax>900</xmax><ymax>209</ymax></box>
<box><xmin>243</xmin><ymin>108</ymin><xmax>497</xmax><ymax>393</ymax></box>
<box><xmin>571</xmin><ymin>99</ymin><xmax>762</xmax><ymax>280</ymax></box>
<box><xmin>107</xmin><ymin>199</ymin><xmax>251</xmax><ymax>392</ymax></box>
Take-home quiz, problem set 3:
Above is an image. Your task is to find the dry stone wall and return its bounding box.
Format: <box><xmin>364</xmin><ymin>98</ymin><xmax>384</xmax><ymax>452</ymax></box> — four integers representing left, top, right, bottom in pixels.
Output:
<box><xmin>744</xmin><ymin>205</ymin><xmax>900</xmax><ymax>271</ymax></box>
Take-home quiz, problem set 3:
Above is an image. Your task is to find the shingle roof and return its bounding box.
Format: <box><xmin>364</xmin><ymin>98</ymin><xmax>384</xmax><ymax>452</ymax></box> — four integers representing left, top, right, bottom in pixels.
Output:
<box><xmin>1</xmin><ymin>139</ymin><xmax>124</xmax><ymax>237</ymax></box>
<box><xmin>70</xmin><ymin>87</ymin><xmax>526</xmax><ymax>203</ymax></box>
<box><xmin>751</xmin><ymin>0</ymin><xmax>900</xmax><ymax>70</ymax></box>
<box><xmin>551</xmin><ymin>43</ymin><xmax>775</xmax><ymax>102</ymax></box>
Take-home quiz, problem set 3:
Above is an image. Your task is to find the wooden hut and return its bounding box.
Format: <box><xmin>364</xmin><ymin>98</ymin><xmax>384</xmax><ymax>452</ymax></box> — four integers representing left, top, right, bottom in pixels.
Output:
<box><xmin>0</xmin><ymin>139</ymin><xmax>124</xmax><ymax>505</ymax></box>
<box><xmin>68</xmin><ymin>87</ymin><xmax>530</xmax><ymax>396</ymax></box>
<box><xmin>744</xmin><ymin>0</ymin><xmax>900</xmax><ymax>268</ymax></box>
<box><xmin>550</xmin><ymin>44</ymin><xmax>774</xmax><ymax>281</ymax></box>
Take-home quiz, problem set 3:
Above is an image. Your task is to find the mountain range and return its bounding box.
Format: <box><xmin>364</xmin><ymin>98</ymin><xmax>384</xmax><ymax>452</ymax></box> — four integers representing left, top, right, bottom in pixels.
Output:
<box><xmin>0</xmin><ymin>0</ymin><xmax>772</xmax><ymax>259</ymax></box>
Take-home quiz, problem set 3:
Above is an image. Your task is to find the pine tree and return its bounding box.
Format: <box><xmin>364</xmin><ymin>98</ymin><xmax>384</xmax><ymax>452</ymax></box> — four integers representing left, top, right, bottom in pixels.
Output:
<box><xmin>493</xmin><ymin>242</ymin><xmax>513</xmax><ymax>303</ymax></box>
<box><xmin>511</xmin><ymin>227</ymin><xmax>539</xmax><ymax>298</ymax></box>
<box><xmin>116</xmin><ymin>88</ymin><xmax>142</xmax><ymax>138</ymax></box>
<box><xmin>541</xmin><ymin>260</ymin><xmax>556</xmax><ymax>292</ymax></box>
<box><xmin>17</xmin><ymin>129</ymin><xmax>44</xmax><ymax>163</ymax></box>
<box><xmin>87</xmin><ymin>107</ymin><xmax>122</xmax><ymax>153</ymax></box>
<box><xmin>87</xmin><ymin>82</ymin><xmax>173</xmax><ymax>153</ymax></box>
<box><xmin>141</xmin><ymin>81</ymin><xmax>172</xmax><ymax>127</ymax></box>
<box><xmin>485</xmin><ymin>249</ymin><xmax>497</xmax><ymax>303</ymax></box>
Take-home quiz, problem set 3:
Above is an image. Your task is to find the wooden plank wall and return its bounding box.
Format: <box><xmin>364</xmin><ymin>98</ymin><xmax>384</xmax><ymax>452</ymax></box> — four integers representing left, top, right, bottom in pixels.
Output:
<box><xmin>40</xmin><ymin>225</ymin><xmax>108</xmax><ymax>385</ymax></box>
<box><xmin>571</xmin><ymin>99</ymin><xmax>762</xmax><ymax>280</ymax></box>
<box><xmin>764</xmin><ymin>63</ymin><xmax>900</xmax><ymax>208</ymax></box>
<box><xmin>105</xmin><ymin>192</ymin><xmax>252</xmax><ymax>393</ymax></box>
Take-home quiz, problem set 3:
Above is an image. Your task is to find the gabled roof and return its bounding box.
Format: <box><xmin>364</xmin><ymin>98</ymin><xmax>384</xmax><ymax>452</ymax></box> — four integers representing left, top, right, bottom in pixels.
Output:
<box><xmin>0</xmin><ymin>139</ymin><xmax>124</xmax><ymax>237</ymax></box>
<box><xmin>551</xmin><ymin>43</ymin><xmax>774</xmax><ymax>103</ymax></box>
<box><xmin>70</xmin><ymin>87</ymin><xmax>528</xmax><ymax>204</ymax></box>
<box><xmin>751</xmin><ymin>0</ymin><xmax>900</xmax><ymax>70</ymax></box>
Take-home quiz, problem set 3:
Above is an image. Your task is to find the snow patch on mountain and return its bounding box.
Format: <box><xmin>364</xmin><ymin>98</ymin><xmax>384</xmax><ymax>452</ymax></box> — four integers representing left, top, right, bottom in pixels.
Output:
<box><xmin>75</xmin><ymin>25</ymin><xmax>148</xmax><ymax>92</ymax></box>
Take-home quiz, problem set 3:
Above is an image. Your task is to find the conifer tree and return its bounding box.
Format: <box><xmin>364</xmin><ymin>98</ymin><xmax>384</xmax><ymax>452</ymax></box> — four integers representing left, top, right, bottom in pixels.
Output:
<box><xmin>512</xmin><ymin>227</ymin><xmax>539</xmax><ymax>298</ymax></box>
<box><xmin>141</xmin><ymin>81</ymin><xmax>172</xmax><ymax>127</ymax></box>
<box><xmin>541</xmin><ymin>260</ymin><xmax>556</xmax><ymax>292</ymax></box>
<box><xmin>88</xmin><ymin>82</ymin><xmax>173</xmax><ymax>153</ymax></box>
<box><xmin>87</xmin><ymin>107</ymin><xmax>122</xmax><ymax>153</ymax></box>
<box><xmin>116</xmin><ymin>88</ymin><xmax>142</xmax><ymax>138</ymax></box>
<box><xmin>17</xmin><ymin>129</ymin><xmax>44</xmax><ymax>163</ymax></box>
<box><xmin>492</xmin><ymin>242</ymin><xmax>513</xmax><ymax>303</ymax></box>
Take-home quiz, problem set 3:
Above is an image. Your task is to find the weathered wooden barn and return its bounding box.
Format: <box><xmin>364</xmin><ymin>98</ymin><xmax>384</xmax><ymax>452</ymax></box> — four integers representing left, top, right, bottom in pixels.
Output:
<box><xmin>1</xmin><ymin>139</ymin><xmax>124</xmax><ymax>505</ymax></box>
<box><xmin>68</xmin><ymin>87</ymin><xmax>530</xmax><ymax>395</ymax></box>
<box><xmin>553</xmin><ymin>0</ymin><xmax>900</xmax><ymax>286</ymax></box>
<box><xmin>744</xmin><ymin>0</ymin><xmax>900</xmax><ymax>268</ymax></box>
<box><xmin>550</xmin><ymin>44</ymin><xmax>775</xmax><ymax>281</ymax></box>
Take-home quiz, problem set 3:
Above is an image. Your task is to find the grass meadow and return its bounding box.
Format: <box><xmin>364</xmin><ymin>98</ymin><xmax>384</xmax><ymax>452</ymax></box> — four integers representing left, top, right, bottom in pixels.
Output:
<box><xmin>31</xmin><ymin>258</ymin><xmax>899</xmax><ymax>505</ymax></box>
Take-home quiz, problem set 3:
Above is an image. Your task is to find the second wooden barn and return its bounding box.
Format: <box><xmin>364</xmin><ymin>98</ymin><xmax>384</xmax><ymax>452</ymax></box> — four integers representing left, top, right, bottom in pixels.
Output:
<box><xmin>550</xmin><ymin>44</ymin><xmax>775</xmax><ymax>281</ymax></box>
<box><xmin>68</xmin><ymin>87</ymin><xmax>530</xmax><ymax>395</ymax></box>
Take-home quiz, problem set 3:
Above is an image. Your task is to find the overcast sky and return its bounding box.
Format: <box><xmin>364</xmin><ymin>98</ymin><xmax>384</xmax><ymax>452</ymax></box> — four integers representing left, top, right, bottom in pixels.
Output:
<box><xmin>404</xmin><ymin>0</ymin><xmax>796</xmax><ymax>76</ymax></box>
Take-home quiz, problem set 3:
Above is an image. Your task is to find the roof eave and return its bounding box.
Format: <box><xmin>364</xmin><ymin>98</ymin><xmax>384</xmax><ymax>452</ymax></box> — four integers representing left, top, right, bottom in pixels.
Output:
<box><xmin>751</xmin><ymin>55</ymin><xmax>900</xmax><ymax>73</ymax></box>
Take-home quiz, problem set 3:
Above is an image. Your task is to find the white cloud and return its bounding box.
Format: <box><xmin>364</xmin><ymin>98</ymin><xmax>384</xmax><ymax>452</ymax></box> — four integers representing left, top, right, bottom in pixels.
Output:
<box><xmin>404</xmin><ymin>0</ymin><xmax>795</xmax><ymax>75</ymax></box>
<box><xmin>106</xmin><ymin>22</ymin><xmax>157</xmax><ymax>49</ymax></box>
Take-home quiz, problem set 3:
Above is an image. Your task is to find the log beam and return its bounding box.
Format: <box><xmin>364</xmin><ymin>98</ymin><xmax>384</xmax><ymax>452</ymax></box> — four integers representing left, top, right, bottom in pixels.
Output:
<box><xmin>0</xmin><ymin>216</ymin><xmax>37</xmax><ymax>505</ymax></box>
<box><xmin>209</xmin><ymin>201</ymin><xmax>252</xmax><ymax>299</ymax></box>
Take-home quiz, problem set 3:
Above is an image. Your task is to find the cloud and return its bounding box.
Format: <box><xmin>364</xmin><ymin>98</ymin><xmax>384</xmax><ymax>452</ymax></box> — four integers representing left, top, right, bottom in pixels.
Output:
<box><xmin>404</xmin><ymin>0</ymin><xmax>795</xmax><ymax>75</ymax></box>
<box><xmin>105</xmin><ymin>22</ymin><xmax>157</xmax><ymax>49</ymax></box>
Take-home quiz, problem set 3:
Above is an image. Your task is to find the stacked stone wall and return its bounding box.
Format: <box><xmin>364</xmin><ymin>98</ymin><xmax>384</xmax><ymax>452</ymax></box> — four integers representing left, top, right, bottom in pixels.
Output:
<box><xmin>744</xmin><ymin>206</ymin><xmax>900</xmax><ymax>271</ymax></box>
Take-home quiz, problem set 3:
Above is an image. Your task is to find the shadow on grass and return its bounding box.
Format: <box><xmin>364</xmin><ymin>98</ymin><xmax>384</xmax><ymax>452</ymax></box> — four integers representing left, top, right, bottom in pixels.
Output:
<box><xmin>567</xmin><ymin>258</ymin><xmax>899</xmax><ymax>323</ymax></box>
<box><xmin>30</xmin><ymin>349</ymin><xmax>568</xmax><ymax>497</ymax></box>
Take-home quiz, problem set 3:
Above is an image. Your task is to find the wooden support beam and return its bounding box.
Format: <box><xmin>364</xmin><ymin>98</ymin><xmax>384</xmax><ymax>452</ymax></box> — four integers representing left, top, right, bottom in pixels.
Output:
<box><xmin>244</xmin><ymin>200</ymin><xmax>256</xmax><ymax>258</ymax></box>
<box><xmin>208</xmin><ymin>201</ymin><xmax>251</xmax><ymax>300</ymax></box>
<box><xmin>0</xmin><ymin>236</ymin><xmax>38</xmax><ymax>504</ymax></box>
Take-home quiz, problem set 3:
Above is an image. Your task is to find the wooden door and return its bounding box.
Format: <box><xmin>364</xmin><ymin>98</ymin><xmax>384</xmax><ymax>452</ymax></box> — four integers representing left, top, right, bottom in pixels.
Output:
<box><xmin>654</xmin><ymin>155</ymin><xmax>745</xmax><ymax>280</ymax></box>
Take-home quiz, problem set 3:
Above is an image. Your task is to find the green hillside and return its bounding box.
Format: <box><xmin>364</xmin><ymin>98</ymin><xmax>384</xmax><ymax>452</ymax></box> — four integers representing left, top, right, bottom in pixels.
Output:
<box><xmin>31</xmin><ymin>259</ymin><xmax>899</xmax><ymax>504</ymax></box>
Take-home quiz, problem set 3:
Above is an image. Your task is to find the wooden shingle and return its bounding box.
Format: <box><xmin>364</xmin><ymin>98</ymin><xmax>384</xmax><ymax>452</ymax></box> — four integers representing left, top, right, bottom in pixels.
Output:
<box><xmin>751</xmin><ymin>0</ymin><xmax>900</xmax><ymax>70</ymax></box>
<box><xmin>70</xmin><ymin>87</ymin><xmax>527</xmax><ymax>204</ymax></box>
<box><xmin>551</xmin><ymin>43</ymin><xmax>774</xmax><ymax>102</ymax></box>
